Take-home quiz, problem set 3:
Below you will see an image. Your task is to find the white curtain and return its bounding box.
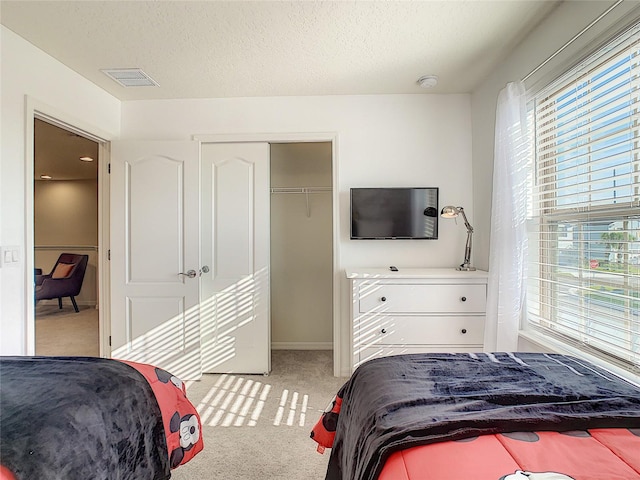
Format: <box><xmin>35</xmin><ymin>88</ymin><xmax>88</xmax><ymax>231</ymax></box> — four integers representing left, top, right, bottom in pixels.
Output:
<box><xmin>484</xmin><ymin>81</ymin><xmax>530</xmax><ymax>352</ymax></box>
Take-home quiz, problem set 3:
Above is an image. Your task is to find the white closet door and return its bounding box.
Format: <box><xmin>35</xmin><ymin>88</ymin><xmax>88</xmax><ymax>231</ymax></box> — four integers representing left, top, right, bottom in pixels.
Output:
<box><xmin>110</xmin><ymin>140</ymin><xmax>202</xmax><ymax>380</ymax></box>
<box><xmin>200</xmin><ymin>142</ymin><xmax>271</xmax><ymax>374</ymax></box>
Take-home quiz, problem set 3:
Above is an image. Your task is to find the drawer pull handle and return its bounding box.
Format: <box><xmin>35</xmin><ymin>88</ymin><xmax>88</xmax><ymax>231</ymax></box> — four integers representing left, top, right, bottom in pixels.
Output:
<box><xmin>461</xmin><ymin>329</ymin><xmax>467</xmax><ymax>334</ymax></box>
<box><xmin>381</xmin><ymin>296</ymin><xmax>387</xmax><ymax>302</ymax></box>
<box><xmin>461</xmin><ymin>296</ymin><xmax>467</xmax><ymax>302</ymax></box>
<box><xmin>381</xmin><ymin>328</ymin><xmax>387</xmax><ymax>334</ymax></box>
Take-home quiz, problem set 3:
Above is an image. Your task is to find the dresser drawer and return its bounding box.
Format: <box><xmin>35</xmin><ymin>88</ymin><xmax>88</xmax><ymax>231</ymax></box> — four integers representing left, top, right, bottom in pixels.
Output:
<box><xmin>355</xmin><ymin>315</ymin><xmax>484</xmax><ymax>346</ymax></box>
<box><xmin>358</xmin><ymin>283</ymin><xmax>486</xmax><ymax>314</ymax></box>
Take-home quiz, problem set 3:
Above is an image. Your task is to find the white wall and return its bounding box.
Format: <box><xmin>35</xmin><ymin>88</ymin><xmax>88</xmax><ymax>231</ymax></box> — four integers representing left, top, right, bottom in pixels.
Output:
<box><xmin>0</xmin><ymin>26</ymin><xmax>121</xmax><ymax>354</ymax></box>
<box><xmin>35</xmin><ymin>180</ymin><xmax>98</xmax><ymax>246</ymax></box>
<box><xmin>121</xmin><ymin>93</ymin><xmax>472</xmax><ymax>374</ymax></box>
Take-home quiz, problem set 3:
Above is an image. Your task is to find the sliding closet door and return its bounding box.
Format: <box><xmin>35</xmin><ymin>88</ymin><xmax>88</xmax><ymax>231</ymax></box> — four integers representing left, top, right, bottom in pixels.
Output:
<box><xmin>200</xmin><ymin>142</ymin><xmax>271</xmax><ymax>374</ymax></box>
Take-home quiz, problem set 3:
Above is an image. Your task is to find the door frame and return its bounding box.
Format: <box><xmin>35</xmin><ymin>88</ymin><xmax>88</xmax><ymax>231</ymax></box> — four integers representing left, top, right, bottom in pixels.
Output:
<box><xmin>24</xmin><ymin>96</ymin><xmax>112</xmax><ymax>356</ymax></box>
<box><xmin>194</xmin><ymin>132</ymin><xmax>342</xmax><ymax>376</ymax></box>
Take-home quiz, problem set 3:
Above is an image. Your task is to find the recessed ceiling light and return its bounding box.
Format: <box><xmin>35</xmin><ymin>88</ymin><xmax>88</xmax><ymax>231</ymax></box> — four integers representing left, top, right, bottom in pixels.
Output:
<box><xmin>40</xmin><ymin>175</ymin><xmax>52</xmax><ymax>180</ymax></box>
<box><xmin>417</xmin><ymin>75</ymin><xmax>438</xmax><ymax>89</ymax></box>
<box><xmin>79</xmin><ymin>156</ymin><xmax>94</xmax><ymax>162</ymax></box>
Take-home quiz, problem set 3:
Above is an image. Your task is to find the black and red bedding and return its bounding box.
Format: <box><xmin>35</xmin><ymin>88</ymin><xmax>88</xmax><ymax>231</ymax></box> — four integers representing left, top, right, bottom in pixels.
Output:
<box><xmin>311</xmin><ymin>352</ymin><xmax>640</xmax><ymax>480</ymax></box>
<box><xmin>0</xmin><ymin>356</ymin><xmax>203</xmax><ymax>480</ymax></box>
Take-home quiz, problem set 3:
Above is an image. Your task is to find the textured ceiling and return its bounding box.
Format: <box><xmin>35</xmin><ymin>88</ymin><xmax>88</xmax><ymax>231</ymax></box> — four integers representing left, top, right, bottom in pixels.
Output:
<box><xmin>1</xmin><ymin>0</ymin><xmax>561</xmax><ymax>101</ymax></box>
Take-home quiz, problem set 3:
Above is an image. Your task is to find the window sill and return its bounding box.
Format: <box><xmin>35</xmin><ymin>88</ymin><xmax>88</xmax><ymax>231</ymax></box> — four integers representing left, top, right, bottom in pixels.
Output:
<box><xmin>518</xmin><ymin>330</ymin><xmax>640</xmax><ymax>387</ymax></box>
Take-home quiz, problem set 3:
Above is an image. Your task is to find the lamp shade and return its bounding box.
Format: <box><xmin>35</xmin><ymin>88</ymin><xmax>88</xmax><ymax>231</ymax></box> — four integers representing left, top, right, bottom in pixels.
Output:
<box><xmin>440</xmin><ymin>206</ymin><xmax>461</xmax><ymax>218</ymax></box>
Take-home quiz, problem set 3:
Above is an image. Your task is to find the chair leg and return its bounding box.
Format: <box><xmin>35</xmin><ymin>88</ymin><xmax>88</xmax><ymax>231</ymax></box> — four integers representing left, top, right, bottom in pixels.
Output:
<box><xmin>58</xmin><ymin>298</ymin><xmax>63</xmax><ymax>309</ymax></box>
<box><xmin>70</xmin><ymin>296</ymin><xmax>79</xmax><ymax>313</ymax></box>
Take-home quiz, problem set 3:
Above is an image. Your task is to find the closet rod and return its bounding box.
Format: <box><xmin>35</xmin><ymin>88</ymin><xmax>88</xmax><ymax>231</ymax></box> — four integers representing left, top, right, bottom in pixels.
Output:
<box><xmin>270</xmin><ymin>187</ymin><xmax>331</xmax><ymax>194</ymax></box>
<box><xmin>522</xmin><ymin>0</ymin><xmax>623</xmax><ymax>83</ymax></box>
<box><xmin>270</xmin><ymin>186</ymin><xmax>331</xmax><ymax>217</ymax></box>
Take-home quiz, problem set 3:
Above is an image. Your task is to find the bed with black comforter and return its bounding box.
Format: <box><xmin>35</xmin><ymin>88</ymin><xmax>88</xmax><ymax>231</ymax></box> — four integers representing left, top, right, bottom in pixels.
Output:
<box><xmin>311</xmin><ymin>352</ymin><xmax>640</xmax><ymax>480</ymax></box>
<box><xmin>0</xmin><ymin>356</ymin><xmax>203</xmax><ymax>480</ymax></box>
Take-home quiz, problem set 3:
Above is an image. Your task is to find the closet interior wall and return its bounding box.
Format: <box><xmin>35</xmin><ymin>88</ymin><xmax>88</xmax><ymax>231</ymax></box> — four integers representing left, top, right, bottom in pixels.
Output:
<box><xmin>270</xmin><ymin>143</ymin><xmax>333</xmax><ymax>350</ymax></box>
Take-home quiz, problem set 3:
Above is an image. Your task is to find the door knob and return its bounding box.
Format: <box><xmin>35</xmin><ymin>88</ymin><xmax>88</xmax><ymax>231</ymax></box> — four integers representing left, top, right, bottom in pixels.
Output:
<box><xmin>179</xmin><ymin>269</ymin><xmax>197</xmax><ymax>278</ymax></box>
<box><xmin>200</xmin><ymin>265</ymin><xmax>210</xmax><ymax>274</ymax></box>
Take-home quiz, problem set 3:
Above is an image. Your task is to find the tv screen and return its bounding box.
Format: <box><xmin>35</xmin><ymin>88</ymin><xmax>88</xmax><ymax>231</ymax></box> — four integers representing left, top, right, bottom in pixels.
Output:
<box><xmin>350</xmin><ymin>187</ymin><xmax>439</xmax><ymax>239</ymax></box>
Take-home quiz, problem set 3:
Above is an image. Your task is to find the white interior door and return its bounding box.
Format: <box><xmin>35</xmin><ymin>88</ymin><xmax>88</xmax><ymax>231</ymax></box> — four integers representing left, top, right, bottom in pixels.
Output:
<box><xmin>200</xmin><ymin>142</ymin><xmax>271</xmax><ymax>374</ymax></box>
<box><xmin>110</xmin><ymin>140</ymin><xmax>202</xmax><ymax>380</ymax></box>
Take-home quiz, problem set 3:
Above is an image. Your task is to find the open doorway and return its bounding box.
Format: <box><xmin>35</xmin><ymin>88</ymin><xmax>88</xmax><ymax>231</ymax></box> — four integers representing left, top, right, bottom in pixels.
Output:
<box><xmin>33</xmin><ymin>118</ymin><xmax>100</xmax><ymax>356</ymax></box>
<box><xmin>270</xmin><ymin>142</ymin><xmax>333</xmax><ymax>352</ymax></box>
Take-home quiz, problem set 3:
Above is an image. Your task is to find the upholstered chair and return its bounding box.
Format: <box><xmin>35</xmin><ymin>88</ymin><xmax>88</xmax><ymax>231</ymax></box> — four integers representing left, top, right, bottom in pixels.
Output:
<box><xmin>35</xmin><ymin>253</ymin><xmax>89</xmax><ymax>313</ymax></box>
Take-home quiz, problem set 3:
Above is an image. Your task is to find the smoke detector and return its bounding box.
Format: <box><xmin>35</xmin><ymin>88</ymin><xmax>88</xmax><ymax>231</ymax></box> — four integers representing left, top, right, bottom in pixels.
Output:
<box><xmin>101</xmin><ymin>68</ymin><xmax>159</xmax><ymax>87</ymax></box>
<box><xmin>417</xmin><ymin>75</ymin><xmax>438</xmax><ymax>89</ymax></box>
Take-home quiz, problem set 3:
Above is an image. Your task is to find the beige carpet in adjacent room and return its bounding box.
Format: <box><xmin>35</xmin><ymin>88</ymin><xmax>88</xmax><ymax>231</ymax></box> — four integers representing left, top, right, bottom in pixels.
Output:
<box><xmin>172</xmin><ymin>350</ymin><xmax>347</xmax><ymax>480</ymax></box>
<box><xmin>35</xmin><ymin>303</ymin><xmax>100</xmax><ymax>357</ymax></box>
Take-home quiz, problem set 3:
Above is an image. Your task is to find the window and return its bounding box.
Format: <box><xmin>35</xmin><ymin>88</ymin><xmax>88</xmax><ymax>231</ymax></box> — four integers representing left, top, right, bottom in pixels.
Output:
<box><xmin>527</xmin><ymin>23</ymin><xmax>640</xmax><ymax>375</ymax></box>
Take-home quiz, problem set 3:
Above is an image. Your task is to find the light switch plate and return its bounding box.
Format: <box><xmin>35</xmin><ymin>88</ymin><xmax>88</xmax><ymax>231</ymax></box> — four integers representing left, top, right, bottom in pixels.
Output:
<box><xmin>0</xmin><ymin>246</ymin><xmax>21</xmax><ymax>267</ymax></box>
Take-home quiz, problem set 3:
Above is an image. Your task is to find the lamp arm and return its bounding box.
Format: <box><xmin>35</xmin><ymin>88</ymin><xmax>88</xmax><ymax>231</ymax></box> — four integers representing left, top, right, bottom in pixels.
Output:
<box><xmin>463</xmin><ymin>229</ymin><xmax>473</xmax><ymax>267</ymax></box>
<box><xmin>459</xmin><ymin>208</ymin><xmax>474</xmax><ymax>269</ymax></box>
<box><xmin>458</xmin><ymin>208</ymin><xmax>474</xmax><ymax>233</ymax></box>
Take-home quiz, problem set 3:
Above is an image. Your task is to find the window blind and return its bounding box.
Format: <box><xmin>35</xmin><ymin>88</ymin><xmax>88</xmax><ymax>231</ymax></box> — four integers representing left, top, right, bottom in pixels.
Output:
<box><xmin>527</xmin><ymin>22</ymin><xmax>640</xmax><ymax>374</ymax></box>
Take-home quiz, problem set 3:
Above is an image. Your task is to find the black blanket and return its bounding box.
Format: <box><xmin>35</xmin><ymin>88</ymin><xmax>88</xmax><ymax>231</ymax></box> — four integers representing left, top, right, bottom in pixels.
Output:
<box><xmin>0</xmin><ymin>356</ymin><xmax>169</xmax><ymax>480</ymax></box>
<box><xmin>325</xmin><ymin>352</ymin><xmax>640</xmax><ymax>480</ymax></box>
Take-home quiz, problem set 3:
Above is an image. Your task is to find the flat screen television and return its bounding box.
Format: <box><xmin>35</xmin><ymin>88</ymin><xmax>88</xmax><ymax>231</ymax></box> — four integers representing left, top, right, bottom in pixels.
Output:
<box><xmin>350</xmin><ymin>187</ymin><xmax>439</xmax><ymax>240</ymax></box>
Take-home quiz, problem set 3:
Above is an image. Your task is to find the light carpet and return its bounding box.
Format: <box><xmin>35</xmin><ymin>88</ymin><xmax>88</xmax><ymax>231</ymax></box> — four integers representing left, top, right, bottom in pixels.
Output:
<box><xmin>35</xmin><ymin>303</ymin><xmax>100</xmax><ymax>357</ymax></box>
<box><xmin>171</xmin><ymin>350</ymin><xmax>347</xmax><ymax>480</ymax></box>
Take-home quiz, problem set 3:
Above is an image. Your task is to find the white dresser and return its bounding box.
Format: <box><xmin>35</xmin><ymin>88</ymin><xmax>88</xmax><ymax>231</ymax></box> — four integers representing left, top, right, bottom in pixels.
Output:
<box><xmin>347</xmin><ymin>268</ymin><xmax>488</xmax><ymax>370</ymax></box>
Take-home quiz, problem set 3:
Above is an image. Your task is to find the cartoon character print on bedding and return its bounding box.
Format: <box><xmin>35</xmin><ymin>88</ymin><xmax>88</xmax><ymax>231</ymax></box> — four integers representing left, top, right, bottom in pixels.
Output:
<box><xmin>120</xmin><ymin>360</ymin><xmax>203</xmax><ymax>469</ymax></box>
<box><xmin>310</xmin><ymin>394</ymin><xmax>343</xmax><ymax>453</ymax></box>
<box><xmin>500</xmin><ymin>472</ymin><xmax>575</xmax><ymax>480</ymax></box>
<box><xmin>153</xmin><ymin>367</ymin><xmax>203</xmax><ymax>468</ymax></box>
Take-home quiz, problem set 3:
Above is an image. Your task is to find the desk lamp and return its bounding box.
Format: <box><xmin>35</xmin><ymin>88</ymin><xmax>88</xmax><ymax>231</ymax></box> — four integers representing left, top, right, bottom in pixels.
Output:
<box><xmin>441</xmin><ymin>206</ymin><xmax>476</xmax><ymax>271</ymax></box>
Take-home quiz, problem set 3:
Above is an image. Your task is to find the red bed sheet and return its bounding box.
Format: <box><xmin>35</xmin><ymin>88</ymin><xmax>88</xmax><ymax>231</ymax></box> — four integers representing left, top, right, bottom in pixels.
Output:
<box><xmin>378</xmin><ymin>428</ymin><xmax>640</xmax><ymax>480</ymax></box>
<box><xmin>121</xmin><ymin>360</ymin><xmax>204</xmax><ymax>469</ymax></box>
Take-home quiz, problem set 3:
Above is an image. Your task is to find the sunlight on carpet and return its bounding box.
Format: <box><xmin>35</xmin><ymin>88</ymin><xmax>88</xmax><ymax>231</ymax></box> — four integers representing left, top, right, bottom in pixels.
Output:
<box><xmin>171</xmin><ymin>350</ymin><xmax>347</xmax><ymax>480</ymax></box>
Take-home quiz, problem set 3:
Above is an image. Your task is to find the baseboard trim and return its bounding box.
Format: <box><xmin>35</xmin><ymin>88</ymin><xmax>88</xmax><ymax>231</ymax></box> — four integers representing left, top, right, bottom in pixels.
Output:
<box><xmin>271</xmin><ymin>342</ymin><xmax>333</xmax><ymax>350</ymax></box>
<box><xmin>38</xmin><ymin>300</ymin><xmax>97</xmax><ymax>307</ymax></box>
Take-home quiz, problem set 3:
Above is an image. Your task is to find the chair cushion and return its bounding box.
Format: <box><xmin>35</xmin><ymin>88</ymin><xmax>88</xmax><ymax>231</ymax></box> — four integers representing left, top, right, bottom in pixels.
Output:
<box><xmin>52</xmin><ymin>263</ymin><xmax>75</xmax><ymax>279</ymax></box>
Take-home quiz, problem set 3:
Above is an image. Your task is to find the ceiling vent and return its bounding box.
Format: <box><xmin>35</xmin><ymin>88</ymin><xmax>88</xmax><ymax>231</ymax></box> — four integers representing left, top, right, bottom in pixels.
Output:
<box><xmin>100</xmin><ymin>68</ymin><xmax>159</xmax><ymax>87</ymax></box>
